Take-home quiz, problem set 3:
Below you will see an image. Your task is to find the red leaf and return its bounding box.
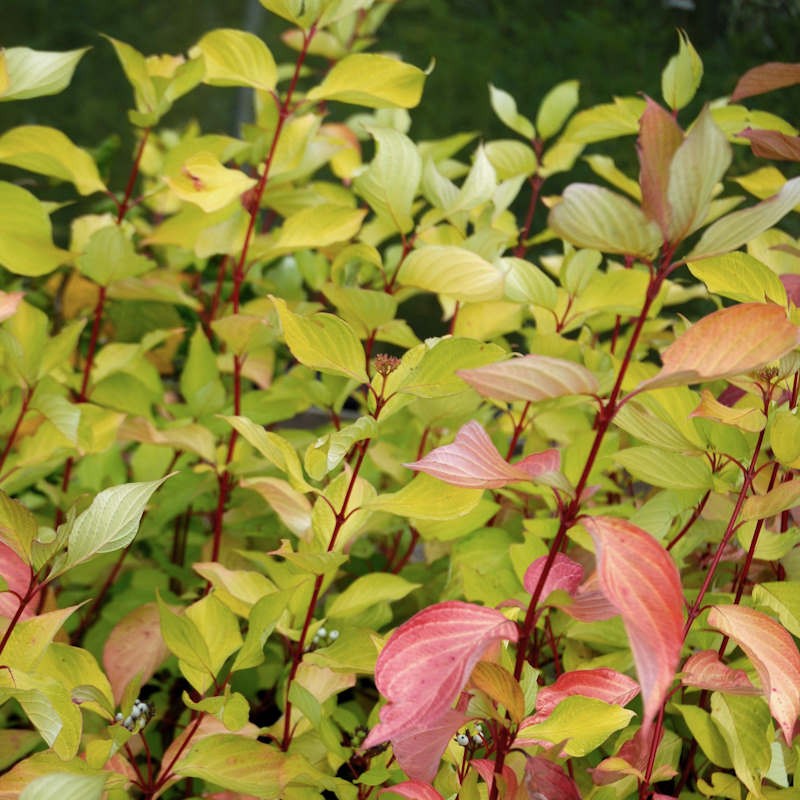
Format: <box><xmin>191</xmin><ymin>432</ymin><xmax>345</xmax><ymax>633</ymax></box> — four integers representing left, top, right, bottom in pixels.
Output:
<box><xmin>590</xmin><ymin>726</ymin><xmax>674</xmax><ymax>786</ymax></box>
<box><xmin>0</xmin><ymin>541</ymin><xmax>36</xmax><ymax>621</ymax></box>
<box><xmin>405</xmin><ymin>421</ymin><xmax>560</xmax><ymax>489</ymax></box>
<box><xmin>782</xmin><ymin>274</ymin><xmax>800</xmax><ymax>306</ymax></box>
<box><xmin>524</xmin><ymin>755</ymin><xmax>581</xmax><ymax>800</ymax></box>
<box><xmin>364</xmin><ymin>601</ymin><xmax>518</xmax><ymax>780</ymax></box>
<box><xmin>680</xmin><ymin>649</ymin><xmax>759</xmax><ymax>695</ymax></box>
<box><xmin>582</xmin><ymin>516</ymin><xmax>684</xmax><ymax>733</ymax></box>
<box><xmin>707</xmin><ymin>604</ymin><xmax>800</xmax><ymax>744</ymax></box>
<box><xmin>730</xmin><ymin>62</ymin><xmax>800</xmax><ymax>102</ymax></box>
<box><xmin>380</xmin><ymin>780</ymin><xmax>445</xmax><ymax>800</ymax></box>
<box><xmin>641</xmin><ymin>303</ymin><xmax>800</xmax><ymax>390</ymax></box>
<box><xmin>470</xmin><ymin>758</ymin><xmax>518</xmax><ymax>797</ymax></box>
<box><xmin>456</xmin><ymin>354</ymin><xmax>598</xmax><ymax>403</ymax></box>
<box><xmin>533</xmin><ymin>668</ymin><xmax>640</xmax><ymax>720</ymax></box>
<box><xmin>555</xmin><ymin>572</ymin><xmax>619</xmax><ymax>622</ymax></box>
<box><xmin>739</xmin><ymin>128</ymin><xmax>800</xmax><ymax>162</ymax></box>
<box><xmin>638</xmin><ymin>97</ymin><xmax>683</xmax><ymax>239</ymax></box>
<box><xmin>523</xmin><ymin>553</ymin><xmax>583</xmax><ymax>604</ymax></box>
<box><xmin>103</xmin><ymin>602</ymin><xmax>170</xmax><ymax>704</ymax></box>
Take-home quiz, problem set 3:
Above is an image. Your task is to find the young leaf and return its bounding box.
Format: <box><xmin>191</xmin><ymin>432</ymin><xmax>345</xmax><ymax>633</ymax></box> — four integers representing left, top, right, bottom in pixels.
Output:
<box><xmin>458</xmin><ymin>353</ymin><xmax>597</xmax><ymax>403</ymax></box>
<box><xmin>730</xmin><ymin>62</ymin><xmax>800</xmax><ymax>102</ymax></box>
<box><xmin>272</xmin><ymin>205</ymin><xmax>367</xmax><ymax>250</ymax></box>
<box><xmin>0</xmin><ymin>47</ymin><xmax>90</xmax><ymax>102</ymax></box>
<box><xmin>582</xmin><ymin>516</ymin><xmax>684</xmax><ymax>733</ymax></box>
<box><xmin>548</xmin><ymin>183</ymin><xmax>662</xmax><ymax>258</ymax></box>
<box><xmin>65</xmin><ymin>476</ymin><xmax>172</xmax><ymax>570</ymax></box>
<box><xmin>680</xmin><ymin>650</ymin><xmax>758</xmax><ymax>695</ymax></box>
<box><xmin>271</xmin><ymin>295</ymin><xmax>368</xmax><ymax>383</ymax></box>
<box><xmin>405</xmin><ymin>420</ymin><xmax>560</xmax><ymax>489</ymax></box>
<box><xmin>661</xmin><ymin>30</ymin><xmax>703</xmax><ymax>111</ymax></box>
<box><xmin>523</xmin><ymin>552</ymin><xmax>583</xmax><ymax>604</ymax></box>
<box><xmin>707</xmin><ymin>604</ymin><xmax>800</xmax><ymax>744</ymax></box>
<box><xmin>193</xmin><ymin>29</ymin><xmax>277</xmax><ymax>91</ymax></box>
<box><xmin>640</xmin><ymin>303</ymin><xmax>800</xmax><ymax>391</ymax></box>
<box><xmin>0</xmin><ymin>126</ymin><xmax>106</xmax><ymax>195</ymax></box>
<box><xmin>306</xmin><ymin>53</ymin><xmax>425</xmax><ymax>109</ymax></box>
<box><xmin>532</xmin><ymin>667</ymin><xmax>640</xmax><ymax>720</ymax></box>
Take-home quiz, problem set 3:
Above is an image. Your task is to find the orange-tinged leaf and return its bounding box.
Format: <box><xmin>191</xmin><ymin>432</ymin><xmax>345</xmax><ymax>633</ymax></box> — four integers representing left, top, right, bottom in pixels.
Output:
<box><xmin>680</xmin><ymin>649</ymin><xmax>759</xmax><ymax>695</ymax></box>
<box><xmin>707</xmin><ymin>604</ymin><xmax>800</xmax><ymax>744</ymax></box>
<box><xmin>582</xmin><ymin>516</ymin><xmax>684</xmax><ymax>733</ymax></box>
<box><xmin>533</xmin><ymin>667</ymin><xmax>640</xmax><ymax>720</ymax></box>
<box><xmin>641</xmin><ymin>303</ymin><xmax>800</xmax><ymax>390</ymax></box>
<box><xmin>690</xmin><ymin>388</ymin><xmax>766</xmax><ymax>433</ymax></box>
<box><xmin>730</xmin><ymin>62</ymin><xmax>800</xmax><ymax>102</ymax></box>
<box><xmin>740</xmin><ymin>128</ymin><xmax>800</xmax><ymax>161</ymax></box>
<box><xmin>742</xmin><ymin>478</ymin><xmax>800</xmax><ymax>522</ymax></box>
<box><xmin>457</xmin><ymin>354</ymin><xmax>598</xmax><ymax>403</ymax></box>
<box><xmin>405</xmin><ymin>420</ymin><xmax>560</xmax><ymax>489</ymax></box>
<box><xmin>638</xmin><ymin>98</ymin><xmax>683</xmax><ymax>238</ymax></box>
<box><xmin>470</xmin><ymin>661</ymin><xmax>525</xmax><ymax>723</ymax></box>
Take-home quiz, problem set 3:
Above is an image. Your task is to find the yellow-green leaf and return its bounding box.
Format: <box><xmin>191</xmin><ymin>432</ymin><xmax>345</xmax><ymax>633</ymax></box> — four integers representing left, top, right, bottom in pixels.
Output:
<box><xmin>489</xmin><ymin>84</ymin><xmax>535</xmax><ymax>139</ymax></box>
<box><xmin>165</xmin><ymin>152</ymin><xmax>256</xmax><ymax>212</ymax></box>
<box><xmin>327</xmin><ymin>573</ymin><xmax>419</xmax><ymax>619</ymax></box>
<box><xmin>687</xmin><ymin>252</ymin><xmax>787</xmax><ymax>305</ymax></box>
<box><xmin>307</xmin><ymin>53</ymin><xmax>425</xmax><ymax>109</ymax></box>
<box><xmin>0</xmin><ymin>47</ymin><xmax>90</xmax><ymax>102</ymax></box>
<box><xmin>76</xmin><ymin>226</ymin><xmax>153</xmax><ymax>286</ymax></box>
<box><xmin>536</xmin><ymin>80</ymin><xmax>579</xmax><ymax>141</ymax></box>
<box><xmin>365</xmin><ymin>472</ymin><xmax>482</xmax><ymax>520</ymax></box>
<box><xmin>471</xmin><ymin>661</ymin><xmax>525</xmax><ymax>723</ymax></box>
<box><xmin>193</xmin><ymin>28</ymin><xmax>277</xmax><ymax>92</ymax></box>
<box><xmin>0</xmin><ymin>126</ymin><xmax>106</xmax><ymax>195</ymax></box>
<box><xmin>272</xmin><ymin>205</ymin><xmax>366</xmax><ymax>250</ymax></box>
<box><xmin>661</xmin><ymin>30</ymin><xmax>703</xmax><ymax>111</ymax></box>
<box><xmin>742</xmin><ymin>480</ymin><xmax>800</xmax><ymax>522</ymax></box>
<box><xmin>0</xmin><ymin>182</ymin><xmax>70</xmax><ymax>276</ymax></box>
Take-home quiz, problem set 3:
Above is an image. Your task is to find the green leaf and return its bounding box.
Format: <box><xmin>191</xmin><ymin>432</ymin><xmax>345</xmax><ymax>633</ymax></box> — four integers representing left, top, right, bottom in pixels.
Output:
<box><xmin>770</xmin><ymin>410</ymin><xmax>800</xmax><ymax>465</ymax></box>
<box><xmin>0</xmin><ymin>182</ymin><xmax>70</xmax><ymax>276</ymax></box>
<box><xmin>687</xmin><ymin>252</ymin><xmax>787</xmax><ymax>305</ymax></box>
<box><xmin>271</xmin><ymin>295</ymin><xmax>368</xmax><ymax>382</ymax></box>
<box><xmin>484</xmin><ymin>140</ymin><xmax>538</xmax><ymax>180</ymax></box>
<box><xmin>536</xmin><ymin>80</ymin><xmax>579</xmax><ymax>140</ymax></box>
<box><xmin>180</xmin><ymin>326</ymin><xmax>226</xmax><ymax>416</ymax></box>
<box><xmin>307</xmin><ymin>53</ymin><xmax>425</xmax><ymax>109</ymax></box>
<box><xmin>614</xmin><ymin>446</ymin><xmax>713</xmax><ymax>490</ymax></box>
<box><xmin>38</xmin><ymin>643</ymin><xmax>114</xmax><ymax>718</ymax></box>
<box><xmin>184</xmin><ymin>689</ymin><xmax>250</xmax><ymax>731</ymax></box>
<box><xmin>0</xmin><ymin>490</ymin><xmax>38</xmax><ymax>563</ymax></box>
<box><xmin>272</xmin><ymin>204</ymin><xmax>367</xmax><ymax>250</ymax></box>
<box><xmin>354</xmin><ymin>125</ymin><xmax>421</xmax><ymax>234</ymax></box>
<box><xmin>65</xmin><ymin>476</ymin><xmax>171</xmax><ymax>570</ymax></box>
<box><xmin>742</xmin><ymin>480</ymin><xmax>800</xmax><ymax>521</ymax></box>
<box><xmin>327</xmin><ymin>573</ymin><xmax>419</xmax><ymax>619</ymax></box>
<box><xmin>303</xmin><ymin>626</ymin><xmax>380</xmax><ymax>673</ymax></box>
<box><xmin>0</xmin><ymin>126</ymin><xmax>106</xmax><ymax>195</ymax></box>
<box><xmin>193</xmin><ymin>28</ymin><xmax>277</xmax><ymax>91</ymax></box>
<box><xmin>753</xmin><ymin>582</ymin><xmax>800</xmax><ymax>638</ymax></box>
<box><xmin>673</xmin><ymin>703</ymin><xmax>733</xmax><ymax>768</ymax></box>
<box><xmin>398</xmin><ymin>246</ymin><xmax>504</xmax><ymax>302</ymax></box>
<box><xmin>77</xmin><ymin>226</ymin><xmax>153</xmax><ymax>286</ymax></box>
<box><xmin>365</xmin><ymin>473</ymin><xmax>482</xmax><ymax>520</ymax></box>
<box><xmin>304</xmin><ymin>415</ymin><xmax>377</xmax><ymax>480</ymax></box>
<box><xmin>0</xmin><ymin>47</ymin><xmax>90</xmax><ymax>101</ymax></box>
<box><xmin>232</xmin><ymin>591</ymin><xmax>292</xmax><ymax>671</ymax></box>
<box><xmin>661</xmin><ymin>30</ymin><xmax>703</xmax><ymax>111</ymax></box>
<box><xmin>562</xmin><ymin>97</ymin><xmax>645</xmax><ymax>144</ymax></box>
<box><xmin>489</xmin><ymin>84</ymin><xmax>535</xmax><ymax>139</ymax></box>
<box><xmin>185</xmin><ymin>594</ymin><xmax>244</xmax><ymax>679</ymax></box>
<box><xmin>501</xmin><ymin>256</ymin><xmax>558</xmax><ymax>307</ymax></box>
<box><xmin>157</xmin><ymin>595</ymin><xmax>214</xmax><ymax>693</ymax></box>
<box><xmin>710</xmin><ymin>693</ymin><xmax>772</xmax><ymax>798</ymax></box>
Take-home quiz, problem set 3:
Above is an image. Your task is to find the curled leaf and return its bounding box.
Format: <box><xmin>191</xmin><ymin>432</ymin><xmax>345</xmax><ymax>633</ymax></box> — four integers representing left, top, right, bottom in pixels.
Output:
<box><xmin>680</xmin><ymin>649</ymin><xmax>759</xmax><ymax>695</ymax></box>
<box><xmin>523</xmin><ymin>553</ymin><xmax>584</xmax><ymax>604</ymax></box>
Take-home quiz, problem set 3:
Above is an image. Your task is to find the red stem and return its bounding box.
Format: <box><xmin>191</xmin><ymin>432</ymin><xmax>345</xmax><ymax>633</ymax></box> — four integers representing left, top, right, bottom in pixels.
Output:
<box><xmin>0</xmin><ymin>387</ymin><xmax>32</xmax><ymax>477</ymax></box>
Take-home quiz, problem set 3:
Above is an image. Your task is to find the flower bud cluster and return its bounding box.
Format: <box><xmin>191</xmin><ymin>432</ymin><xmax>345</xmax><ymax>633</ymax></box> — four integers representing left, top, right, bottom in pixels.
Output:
<box><xmin>114</xmin><ymin>698</ymin><xmax>154</xmax><ymax>732</ymax></box>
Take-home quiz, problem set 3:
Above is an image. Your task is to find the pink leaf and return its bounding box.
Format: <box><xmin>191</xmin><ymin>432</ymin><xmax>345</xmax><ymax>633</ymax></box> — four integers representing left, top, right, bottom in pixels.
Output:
<box><xmin>707</xmin><ymin>604</ymin><xmax>800</xmax><ymax>744</ymax></box>
<box><xmin>0</xmin><ymin>541</ymin><xmax>36</xmax><ymax>621</ymax></box>
<box><xmin>470</xmin><ymin>758</ymin><xmax>518</xmax><ymax>797</ymax></box>
<box><xmin>364</xmin><ymin>600</ymin><xmax>518</xmax><ymax>780</ymax></box>
<box><xmin>739</xmin><ymin>128</ymin><xmax>800</xmax><ymax>162</ymax></box>
<box><xmin>582</xmin><ymin>516</ymin><xmax>684</xmax><ymax>733</ymax></box>
<box><xmin>590</xmin><ymin>726</ymin><xmax>674</xmax><ymax>786</ymax></box>
<box><xmin>781</xmin><ymin>274</ymin><xmax>800</xmax><ymax>306</ymax></box>
<box><xmin>524</xmin><ymin>756</ymin><xmax>581</xmax><ymax>800</ymax></box>
<box><xmin>680</xmin><ymin>649</ymin><xmax>760</xmax><ymax>695</ymax></box>
<box><xmin>103</xmin><ymin>602</ymin><xmax>170</xmax><ymax>704</ymax></box>
<box><xmin>555</xmin><ymin>572</ymin><xmax>620</xmax><ymax>622</ymax></box>
<box><xmin>0</xmin><ymin>291</ymin><xmax>24</xmax><ymax>323</ymax></box>
<box><xmin>456</xmin><ymin>354</ymin><xmax>598</xmax><ymax>403</ymax></box>
<box><xmin>380</xmin><ymin>780</ymin><xmax>445</xmax><ymax>800</ymax></box>
<box><xmin>523</xmin><ymin>553</ymin><xmax>583</xmax><ymax>604</ymax></box>
<box><xmin>533</xmin><ymin>668</ymin><xmax>640</xmax><ymax>721</ymax></box>
<box><xmin>730</xmin><ymin>62</ymin><xmax>800</xmax><ymax>102</ymax></box>
<box><xmin>405</xmin><ymin>421</ymin><xmax>559</xmax><ymax>489</ymax></box>
<box><xmin>640</xmin><ymin>303</ymin><xmax>800</xmax><ymax>390</ymax></box>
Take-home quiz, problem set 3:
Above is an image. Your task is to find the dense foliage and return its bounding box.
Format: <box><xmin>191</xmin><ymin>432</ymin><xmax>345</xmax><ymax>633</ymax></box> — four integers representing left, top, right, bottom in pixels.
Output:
<box><xmin>1</xmin><ymin>3</ymin><xmax>800</xmax><ymax>799</ymax></box>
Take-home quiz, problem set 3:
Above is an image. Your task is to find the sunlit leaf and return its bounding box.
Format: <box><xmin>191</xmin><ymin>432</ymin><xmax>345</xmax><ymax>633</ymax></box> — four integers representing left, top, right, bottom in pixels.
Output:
<box><xmin>687</xmin><ymin>251</ymin><xmax>787</xmax><ymax>305</ymax></box>
<box><xmin>165</xmin><ymin>152</ymin><xmax>256</xmax><ymax>212</ymax></box>
<box><xmin>537</xmin><ymin>80</ymin><xmax>580</xmax><ymax>140</ymax></box>
<box><xmin>489</xmin><ymin>84</ymin><xmax>535</xmax><ymax>139</ymax></box>
<box><xmin>742</xmin><ymin>478</ymin><xmax>800</xmax><ymax>521</ymax></box>
<box><xmin>470</xmin><ymin>661</ymin><xmax>525</xmax><ymax>723</ymax></box>
<box><xmin>77</xmin><ymin>226</ymin><xmax>153</xmax><ymax>286</ymax></box>
<box><xmin>327</xmin><ymin>573</ymin><xmax>419</xmax><ymax>619</ymax></box>
<box><xmin>0</xmin><ymin>490</ymin><xmax>37</xmax><ymax>563</ymax></box>
<box><xmin>365</xmin><ymin>472</ymin><xmax>483</xmax><ymax>521</ymax></box>
<box><xmin>193</xmin><ymin>28</ymin><xmax>277</xmax><ymax>91</ymax></box>
<box><xmin>690</xmin><ymin>389</ymin><xmax>766</xmax><ymax>433</ymax></box>
<box><xmin>0</xmin><ymin>47</ymin><xmax>89</xmax><ymax>101</ymax></box>
<box><xmin>661</xmin><ymin>30</ymin><xmax>703</xmax><ymax>111</ymax></box>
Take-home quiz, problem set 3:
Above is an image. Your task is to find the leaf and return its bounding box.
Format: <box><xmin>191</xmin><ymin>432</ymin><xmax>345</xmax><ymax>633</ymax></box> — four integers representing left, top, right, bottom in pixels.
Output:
<box><xmin>273</xmin><ymin>204</ymin><xmax>367</xmax><ymax>250</ymax></box>
<box><xmin>242</xmin><ymin>477</ymin><xmax>312</xmax><ymax>538</ymax></box>
<box><xmin>708</xmin><ymin>604</ymin><xmax>800</xmax><ymax>744</ymax></box>
<box><xmin>470</xmin><ymin>661</ymin><xmax>525</xmax><ymax>723</ymax></box>
<box><xmin>687</xmin><ymin>252</ymin><xmax>787</xmax><ymax>305</ymax></box>
<box><xmin>365</xmin><ymin>473</ymin><xmax>483</xmax><ymax>521</ymax></box>
<box><xmin>688</xmin><ymin>176</ymin><xmax>800</xmax><ymax>259</ymax></box>
<box><xmin>740</xmin><ymin>128</ymin><xmax>800</xmax><ymax>162</ymax></box>
<box><xmin>65</xmin><ymin>476</ymin><xmax>172</xmax><ymax>570</ymax></box>
<box><xmin>102</xmin><ymin>602</ymin><xmax>170</xmax><ymax>704</ymax></box>
<box><xmin>742</xmin><ymin>480</ymin><xmax>800</xmax><ymax>522</ymax></box>
<box><xmin>19</xmin><ymin>772</ymin><xmax>106</xmax><ymax>800</ymax></box>
<box><xmin>0</xmin><ymin>182</ymin><xmax>70</xmax><ymax>276</ymax></box>
<box><xmin>673</xmin><ymin>703</ymin><xmax>733</xmax><ymax>768</ymax></box>
<box><xmin>523</xmin><ymin>553</ymin><xmax>584</xmax><ymax>603</ymax></box>
<box><xmin>532</xmin><ymin>668</ymin><xmax>640</xmax><ymax>720</ymax></box>
<box><xmin>582</xmin><ymin>516</ymin><xmax>684</xmax><ymax>733</ymax></box>
<box><xmin>524</xmin><ymin>756</ymin><xmax>581</xmax><ymax>800</ymax></box>
<box><xmin>661</xmin><ymin>30</ymin><xmax>703</xmax><ymax>111</ymax></box>
<box><xmin>0</xmin><ymin>126</ymin><xmax>106</xmax><ymax>195</ymax></box>
<box><xmin>194</xmin><ymin>28</ymin><xmax>277</xmax><ymax>91</ymax></box>
<box><xmin>271</xmin><ymin>295</ymin><xmax>368</xmax><ymax>382</ymax></box>
<box><xmin>0</xmin><ymin>542</ymin><xmax>36</xmax><ymax>621</ymax></box>
<box><xmin>501</xmin><ymin>256</ymin><xmax>558</xmax><ymax>307</ymax></box>
<box><xmin>77</xmin><ymin>226</ymin><xmax>153</xmax><ymax>286</ymax></box>
<box><xmin>327</xmin><ymin>573</ymin><xmax>419</xmax><ymax>619</ymax></box>
<box><xmin>381</xmin><ymin>780</ymin><xmax>445</xmax><ymax>800</ymax></box>
<box><xmin>614</xmin><ymin>446</ymin><xmax>713</xmax><ymax>490</ymax></box>
<box><xmin>406</xmin><ymin>420</ymin><xmax>561</xmax><ymax>489</ymax></box>
<box><xmin>489</xmin><ymin>84</ymin><xmax>535</xmax><ymax>139</ymax></box>
<box><xmin>753</xmin><ymin>582</ymin><xmax>800</xmax><ymax>639</ymax></box>
<box><xmin>165</xmin><ymin>152</ymin><xmax>257</xmax><ymax>212</ymax></box>
<box><xmin>363</xmin><ymin>600</ymin><xmax>518</xmax><ymax>778</ymax></box>
<box><xmin>457</xmin><ymin>354</ymin><xmax>598</xmax><ymax>403</ymax></box>
<box><xmin>306</xmin><ymin>53</ymin><xmax>425</xmax><ymax>109</ymax></box>
<box><xmin>0</xmin><ymin>490</ymin><xmax>38</xmax><ymax>563</ymax></box>
<box><xmin>641</xmin><ymin>303</ymin><xmax>800</xmax><ymax>391</ymax></box>
<box><xmin>548</xmin><ymin>183</ymin><xmax>662</xmax><ymax>258</ymax></box>
<box><xmin>537</xmin><ymin>80</ymin><xmax>580</xmax><ymax>140</ymax></box>
<box><xmin>0</xmin><ymin>47</ymin><xmax>89</xmax><ymax>101</ymax></box>
<box><xmin>730</xmin><ymin>62</ymin><xmax>800</xmax><ymax>102</ymax></box>
<box><xmin>398</xmin><ymin>246</ymin><xmax>504</xmax><ymax>302</ymax></box>
<box><xmin>680</xmin><ymin>650</ymin><xmax>758</xmax><ymax>695</ymax></box>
